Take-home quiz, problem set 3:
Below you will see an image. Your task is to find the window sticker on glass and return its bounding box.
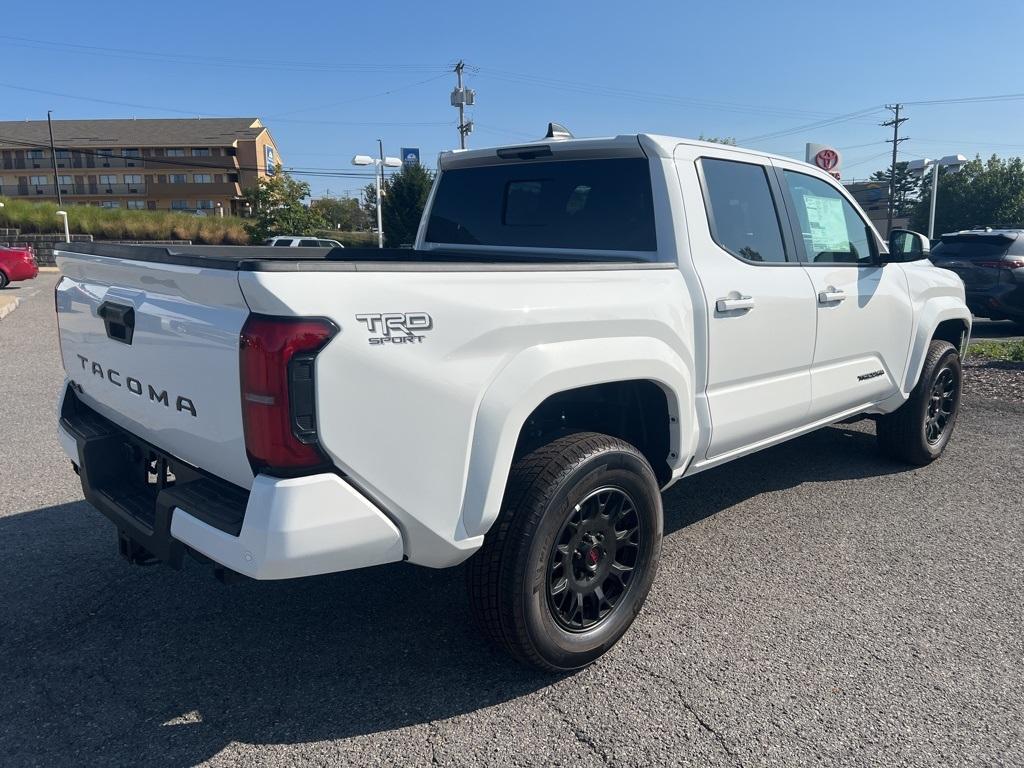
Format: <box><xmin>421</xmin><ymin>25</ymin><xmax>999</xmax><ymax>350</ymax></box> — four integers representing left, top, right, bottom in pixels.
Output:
<box><xmin>801</xmin><ymin>194</ymin><xmax>849</xmax><ymax>253</ymax></box>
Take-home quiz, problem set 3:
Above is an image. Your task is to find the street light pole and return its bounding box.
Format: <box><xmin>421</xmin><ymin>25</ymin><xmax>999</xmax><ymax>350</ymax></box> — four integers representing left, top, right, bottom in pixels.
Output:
<box><xmin>352</xmin><ymin>152</ymin><xmax>402</xmax><ymax>249</ymax></box>
<box><xmin>909</xmin><ymin>154</ymin><xmax>967</xmax><ymax>242</ymax></box>
<box><xmin>374</xmin><ymin>160</ymin><xmax>384</xmax><ymax>249</ymax></box>
<box><xmin>56</xmin><ymin>210</ymin><xmax>70</xmax><ymax>243</ymax></box>
<box><xmin>377</xmin><ymin>139</ymin><xmax>385</xmax><ymax>249</ymax></box>
<box><xmin>928</xmin><ymin>163</ymin><xmax>940</xmax><ymax>241</ymax></box>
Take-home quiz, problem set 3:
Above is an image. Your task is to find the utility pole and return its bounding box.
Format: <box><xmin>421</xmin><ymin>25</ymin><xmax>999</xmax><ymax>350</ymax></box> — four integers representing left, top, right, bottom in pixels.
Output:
<box><xmin>881</xmin><ymin>104</ymin><xmax>908</xmax><ymax>236</ymax></box>
<box><xmin>47</xmin><ymin>110</ymin><xmax>63</xmax><ymax>208</ymax></box>
<box><xmin>451</xmin><ymin>60</ymin><xmax>475</xmax><ymax>149</ymax></box>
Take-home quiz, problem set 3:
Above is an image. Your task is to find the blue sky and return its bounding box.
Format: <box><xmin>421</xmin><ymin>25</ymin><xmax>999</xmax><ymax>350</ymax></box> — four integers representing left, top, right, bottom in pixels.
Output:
<box><xmin>2</xmin><ymin>0</ymin><xmax>1023</xmax><ymax>198</ymax></box>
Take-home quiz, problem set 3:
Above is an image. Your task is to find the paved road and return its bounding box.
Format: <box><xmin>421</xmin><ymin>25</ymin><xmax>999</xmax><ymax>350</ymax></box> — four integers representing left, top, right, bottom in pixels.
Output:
<box><xmin>2</xmin><ymin>274</ymin><xmax>1023</xmax><ymax>767</ymax></box>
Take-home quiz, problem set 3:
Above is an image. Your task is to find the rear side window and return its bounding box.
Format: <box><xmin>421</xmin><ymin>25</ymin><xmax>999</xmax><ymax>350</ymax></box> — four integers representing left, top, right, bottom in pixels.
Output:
<box><xmin>425</xmin><ymin>158</ymin><xmax>657</xmax><ymax>254</ymax></box>
<box><xmin>298</xmin><ymin>239</ymin><xmax>320</xmax><ymax>247</ymax></box>
<box><xmin>701</xmin><ymin>158</ymin><xmax>788</xmax><ymax>263</ymax></box>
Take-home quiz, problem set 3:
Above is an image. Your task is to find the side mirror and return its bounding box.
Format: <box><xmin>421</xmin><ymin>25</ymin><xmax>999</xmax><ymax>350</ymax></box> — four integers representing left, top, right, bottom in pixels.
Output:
<box><xmin>885</xmin><ymin>229</ymin><xmax>930</xmax><ymax>263</ymax></box>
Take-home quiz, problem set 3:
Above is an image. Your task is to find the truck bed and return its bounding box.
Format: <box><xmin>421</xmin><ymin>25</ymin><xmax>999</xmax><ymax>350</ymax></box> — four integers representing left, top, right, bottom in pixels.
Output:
<box><xmin>57</xmin><ymin>242</ymin><xmax>662</xmax><ymax>271</ymax></box>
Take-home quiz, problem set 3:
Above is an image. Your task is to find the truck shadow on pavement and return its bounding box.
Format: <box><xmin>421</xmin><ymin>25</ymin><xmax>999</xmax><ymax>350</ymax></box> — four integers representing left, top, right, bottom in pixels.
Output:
<box><xmin>661</xmin><ymin>421</ymin><xmax>904</xmax><ymax>535</ymax></box>
<box><xmin>1</xmin><ymin>422</ymin><xmax>907</xmax><ymax>766</ymax></box>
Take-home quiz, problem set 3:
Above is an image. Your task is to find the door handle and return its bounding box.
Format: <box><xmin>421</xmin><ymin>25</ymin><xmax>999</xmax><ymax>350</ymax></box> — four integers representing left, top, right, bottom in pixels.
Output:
<box><xmin>715</xmin><ymin>295</ymin><xmax>755</xmax><ymax>312</ymax></box>
<box><xmin>818</xmin><ymin>289</ymin><xmax>847</xmax><ymax>304</ymax></box>
<box><xmin>97</xmin><ymin>301</ymin><xmax>135</xmax><ymax>344</ymax></box>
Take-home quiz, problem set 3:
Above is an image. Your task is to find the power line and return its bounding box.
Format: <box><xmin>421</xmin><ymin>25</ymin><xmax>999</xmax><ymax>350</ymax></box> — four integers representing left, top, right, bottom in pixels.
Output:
<box><xmin>474</xmin><ymin>67</ymin><xmax>884</xmax><ymax>125</ymax></box>
<box><xmin>0</xmin><ymin>82</ymin><xmax>454</xmax><ymax>129</ymax></box>
<box><xmin>740</xmin><ymin>106</ymin><xmax>887</xmax><ymax>144</ymax></box>
<box><xmin>471</xmin><ymin>123</ymin><xmax>536</xmax><ymax>139</ymax></box>
<box><xmin>901</xmin><ymin>92</ymin><xmax>1024</xmax><ymax>106</ymax></box>
<box><xmin>0</xmin><ymin>82</ymin><xmax>222</xmax><ymax>117</ymax></box>
<box><xmin>0</xmin><ymin>35</ymin><xmax>447</xmax><ymax>74</ymax></box>
<box><xmin>268</xmin><ymin>72</ymin><xmax>451</xmax><ymax>118</ymax></box>
<box><xmin>841</xmin><ymin>150</ymin><xmax>893</xmax><ymax>170</ymax></box>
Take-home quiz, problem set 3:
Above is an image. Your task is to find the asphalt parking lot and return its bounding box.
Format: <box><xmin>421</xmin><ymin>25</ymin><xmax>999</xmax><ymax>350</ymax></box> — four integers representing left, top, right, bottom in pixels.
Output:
<box><xmin>2</xmin><ymin>273</ymin><xmax>1022</xmax><ymax>767</ymax></box>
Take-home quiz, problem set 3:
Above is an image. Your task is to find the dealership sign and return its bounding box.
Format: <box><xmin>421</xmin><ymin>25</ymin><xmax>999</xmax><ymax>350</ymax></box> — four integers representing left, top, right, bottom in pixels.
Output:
<box><xmin>805</xmin><ymin>143</ymin><xmax>842</xmax><ymax>179</ymax></box>
<box><xmin>265</xmin><ymin>145</ymin><xmax>276</xmax><ymax>175</ymax></box>
<box><xmin>401</xmin><ymin>147</ymin><xmax>420</xmax><ymax>168</ymax></box>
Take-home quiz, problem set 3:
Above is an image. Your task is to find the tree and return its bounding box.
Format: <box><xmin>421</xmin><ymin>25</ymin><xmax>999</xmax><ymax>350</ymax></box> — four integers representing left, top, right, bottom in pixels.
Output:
<box><xmin>310</xmin><ymin>196</ymin><xmax>369</xmax><ymax>231</ymax></box>
<box><xmin>909</xmin><ymin>155</ymin><xmax>1024</xmax><ymax>234</ymax></box>
<box><xmin>240</xmin><ymin>166</ymin><xmax>326</xmax><ymax>242</ymax></box>
<box><xmin>362</xmin><ymin>164</ymin><xmax>434</xmax><ymax>247</ymax></box>
<box><xmin>870</xmin><ymin>161</ymin><xmax>921</xmax><ymax>218</ymax></box>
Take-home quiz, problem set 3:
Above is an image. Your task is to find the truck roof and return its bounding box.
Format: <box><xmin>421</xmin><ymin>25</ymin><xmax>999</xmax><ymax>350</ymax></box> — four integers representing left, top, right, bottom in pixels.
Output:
<box><xmin>438</xmin><ymin>133</ymin><xmax>803</xmax><ymax>169</ymax></box>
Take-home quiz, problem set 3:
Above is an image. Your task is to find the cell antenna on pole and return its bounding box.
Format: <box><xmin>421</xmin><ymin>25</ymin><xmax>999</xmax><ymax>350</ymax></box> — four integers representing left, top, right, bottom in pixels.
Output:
<box><xmin>451</xmin><ymin>60</ymin><xmax>475</xmax><ymax>149</ymax></box>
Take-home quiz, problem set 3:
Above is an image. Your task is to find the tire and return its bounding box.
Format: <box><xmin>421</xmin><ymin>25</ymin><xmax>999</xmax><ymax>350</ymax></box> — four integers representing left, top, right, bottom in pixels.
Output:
<box><xmin>876</xmin><ymin>340</ymin><xmax>962</xmax><ymax>465</ymax></box>
<box><xmin>0</xmin><ymin>271</ymin><xmax>9</xmax><ymax>290</ymax></box>
<box><xmin>466</xmin><ymin>432</ymin><xmax>663</xmax><ymax>672</ymax></box>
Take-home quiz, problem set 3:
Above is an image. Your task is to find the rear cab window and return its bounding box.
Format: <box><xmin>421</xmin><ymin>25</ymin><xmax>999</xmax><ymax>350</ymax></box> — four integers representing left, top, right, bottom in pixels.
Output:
<box><xmin>424</xmin><ymin>157</ymin><xmax>659</xmax><ymax>257</ymax></box>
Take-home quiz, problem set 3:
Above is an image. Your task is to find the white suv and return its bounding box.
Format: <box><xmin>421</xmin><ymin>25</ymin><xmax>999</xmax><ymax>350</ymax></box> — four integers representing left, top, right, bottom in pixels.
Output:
<box><xmin>262</xmin><ymin>235</ymin><xmax>344</xmax><ymax>248</ymax></box>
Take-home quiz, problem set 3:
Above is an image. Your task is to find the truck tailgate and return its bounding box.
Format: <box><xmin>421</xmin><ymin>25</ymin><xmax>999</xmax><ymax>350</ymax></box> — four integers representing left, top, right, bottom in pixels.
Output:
<box><xmin>56</xmin><ymin>250</ymin><xmax>254</xmax><ymax>489</ymax></box>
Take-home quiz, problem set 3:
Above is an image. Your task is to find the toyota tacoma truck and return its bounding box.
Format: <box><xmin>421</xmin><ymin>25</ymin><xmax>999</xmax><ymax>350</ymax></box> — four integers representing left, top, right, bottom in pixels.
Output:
<box><xmin>54</xmin><ymin>132</ymin><xmax>971</xmax><ymax>671</ymax></box>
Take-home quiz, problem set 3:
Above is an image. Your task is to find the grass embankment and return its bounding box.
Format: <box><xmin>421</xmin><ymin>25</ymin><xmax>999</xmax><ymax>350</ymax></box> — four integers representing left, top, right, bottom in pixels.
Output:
<box><xmin>313</xmin><ymin>230</ymin><xmax>378</xmax><ymax>247</ymax></box>
<box><xmin>0</xmin><ymin>197</ymin><xmax>249</xmax><ymax>244</ymax></box>
<box><xmin>969</xmin><ymin>339</ymin><xmax>1024</xmax><ymax>362</ymax></box>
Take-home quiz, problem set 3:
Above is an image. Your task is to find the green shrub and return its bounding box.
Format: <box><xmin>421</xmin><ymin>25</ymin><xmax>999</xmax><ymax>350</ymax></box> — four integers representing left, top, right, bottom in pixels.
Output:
<box><xmin>969</xmin><ymin>339</ymin><xmax>1024</xmax><ymax>362</ymax></box>
<box><xmin>0</xmin><ymin>197</ymin><xmax>249</xmax><ymax>244</ymax></box>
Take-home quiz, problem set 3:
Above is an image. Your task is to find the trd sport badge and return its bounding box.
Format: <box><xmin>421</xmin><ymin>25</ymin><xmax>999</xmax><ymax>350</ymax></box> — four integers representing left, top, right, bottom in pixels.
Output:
<box><xmin>355</xmin><ymin>312</ymin><xmax>433</xmax><ymax>345</ymax></box>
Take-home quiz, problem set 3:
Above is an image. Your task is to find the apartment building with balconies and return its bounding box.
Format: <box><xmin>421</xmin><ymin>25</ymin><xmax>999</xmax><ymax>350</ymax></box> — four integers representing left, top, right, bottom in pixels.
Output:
<box><xmin>0</xmin><ymin>117</ymin><xmax>281</xmax><ymax>215</ymax></box>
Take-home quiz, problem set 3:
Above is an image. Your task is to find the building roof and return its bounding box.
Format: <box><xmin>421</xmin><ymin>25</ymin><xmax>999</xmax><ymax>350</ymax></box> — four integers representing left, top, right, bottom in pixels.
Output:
<box><xmin>0</xmin><ymin>117</ymin><xmax>266</xmax><ymax>149</ymax></box>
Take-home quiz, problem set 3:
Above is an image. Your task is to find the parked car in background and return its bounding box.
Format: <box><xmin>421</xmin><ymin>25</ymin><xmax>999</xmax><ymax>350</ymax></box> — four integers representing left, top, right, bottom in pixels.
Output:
<box><xmin>930</xmin><ymin>229</ymin><xmax>1024</xmax><ymax>327</ymax></box>
<box><xmin>0</xmin><ymin>245</ymin><xmax>39</xmax><ymax>288</ymax></box>
<box><xmin>262</xmin><ymin>235</ymin><xmax>345</xmax><ymax>248</ymax></box>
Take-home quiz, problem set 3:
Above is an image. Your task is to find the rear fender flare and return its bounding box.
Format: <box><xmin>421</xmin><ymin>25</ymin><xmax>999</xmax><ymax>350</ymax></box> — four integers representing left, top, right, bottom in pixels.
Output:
<box><xmin>458</xmin><ymin>336</ymin><xmax>695</xmax><ymax>540</ymax></box>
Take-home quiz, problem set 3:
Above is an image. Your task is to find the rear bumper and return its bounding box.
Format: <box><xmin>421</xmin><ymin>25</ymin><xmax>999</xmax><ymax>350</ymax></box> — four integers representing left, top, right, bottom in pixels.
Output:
<box><xmin>3</xmin><ymin>260</ymin><xmax>37</xmax><ymax>282</ymax></box>
<box><xmin>58</xmin><ymin>385</ymin><xmax>404</xmax><ymax>579</ymax></box>
<box><xmin>965</xmin><ymin>284</ymin><xmax>1024</xmax><ymax>321</ymax></box>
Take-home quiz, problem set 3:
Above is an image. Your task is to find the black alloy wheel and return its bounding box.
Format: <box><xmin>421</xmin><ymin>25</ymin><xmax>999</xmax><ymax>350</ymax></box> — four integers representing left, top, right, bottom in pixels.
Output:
<box><xmin>925</xmin><ymin>366</ymin><xmax>958</xmax><ymax>445</ymax></box>
<box><xmin>547</xmin><ymin>486</ymin><xmax>642</xmax><ymax>632</ymax></box>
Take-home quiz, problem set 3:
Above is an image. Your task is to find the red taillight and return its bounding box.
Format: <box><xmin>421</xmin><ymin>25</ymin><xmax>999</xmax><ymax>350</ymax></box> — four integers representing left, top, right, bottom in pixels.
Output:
<box><xmin>239</xmin><ymin>315</ymin><xmax>337</xmax><ymax>475</ymax></box>
<box><xmin>976</xmin><ymin>259</ymin><xmax>1024</xmax><ymax>269</ymax></box>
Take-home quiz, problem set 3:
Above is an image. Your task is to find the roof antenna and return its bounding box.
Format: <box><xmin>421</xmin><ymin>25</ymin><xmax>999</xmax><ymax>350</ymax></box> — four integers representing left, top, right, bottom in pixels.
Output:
<box><xmin>545</xmin><ymin>122</ymin><xmax>573</xmax><ymax>140</ymax></box>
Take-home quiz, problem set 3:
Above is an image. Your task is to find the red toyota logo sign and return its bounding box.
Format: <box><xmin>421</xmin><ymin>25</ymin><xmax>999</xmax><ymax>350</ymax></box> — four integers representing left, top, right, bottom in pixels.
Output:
<box><xmin>815</xmin><ymin>148</ymin><xmax>839</xmax><ymax>171</ymax></box>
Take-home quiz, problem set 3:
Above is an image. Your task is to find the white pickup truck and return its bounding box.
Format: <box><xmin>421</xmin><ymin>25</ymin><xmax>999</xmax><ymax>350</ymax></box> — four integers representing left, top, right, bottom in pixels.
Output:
<box><xmin>55</xmin><ymin>132</ymin><xmax>970</xmax><ymax>671</ymax></box>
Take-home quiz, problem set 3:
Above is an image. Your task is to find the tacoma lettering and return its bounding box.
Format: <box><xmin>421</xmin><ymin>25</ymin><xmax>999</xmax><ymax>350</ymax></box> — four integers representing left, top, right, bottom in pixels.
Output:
<box><xmin>75</xmin><ymin>355</ymin><xmax>197</xmax><ymax>417</ymax></box>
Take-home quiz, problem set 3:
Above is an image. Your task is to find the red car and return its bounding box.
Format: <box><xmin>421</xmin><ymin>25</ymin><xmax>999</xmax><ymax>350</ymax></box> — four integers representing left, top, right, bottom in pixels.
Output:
<box><xmin>0</xmin><ymin>245</ymin><xmax>39</xmax><ymax>289</ymax></box>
